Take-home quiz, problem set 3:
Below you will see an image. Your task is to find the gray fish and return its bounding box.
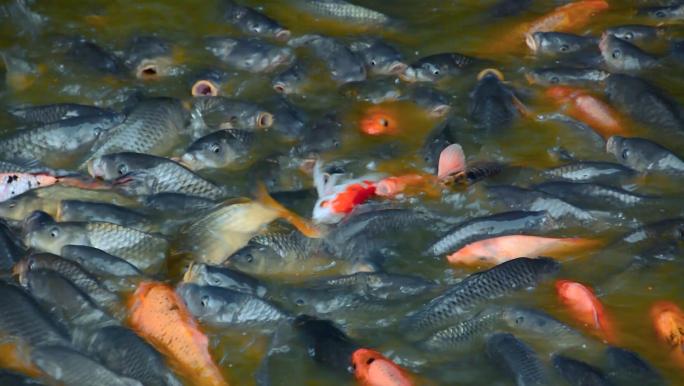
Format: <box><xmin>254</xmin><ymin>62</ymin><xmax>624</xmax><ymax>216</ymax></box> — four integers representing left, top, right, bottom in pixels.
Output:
<box><xmin>88</xmin><ymin>152</ymin><xmax>225</xmax><ymax>199</ymax></box>
<box><xmin>553</xmin><ymin>355</ymin><xmax>613</xmax><ymax>386</ymax></box>
<box><xmin>533</xmin><ymin>181</ymin><xmax>659</xmax><ymax>209</ymax></box>
<box><xmin>221</xmin><ymin>0</ymin><xmax>290</xmax><ymax>41</ymax></box>
<box><xmin>422</xmin><ymin>308</ymin><xmax>502</xmax><ymax>352</ymax></box>
<box><xmin>526</xmin><ymin>67</ymin><xmax>610</xmax><ymax>87</ymax></box>
<box><xmin>0</xmin><ymin>281</ymin><xmax>70</xmax><ymax>347</ymax></box>
<box><xmin>605</xmin><ymin>25</ymin><xmax>664</xmax><ymax>46</ymax></box>
<box><xmin>123</xmin><ymin>36</ymin><xmax>174</xmax><ymax>79</ymax></box>
<box><xmin>292</xmin><ymin>0</ymin><xmax>389</xmax><ymax>25</ymax></box>
<box><xmin>181</xmin><ymin>129</ymin><xmax>256</xmax><ymax>170</ymax></box>
<box><xmin>189</xmin><ymin>68</ymin><xmax>232</xmax><ymax>97</ymax></box>
<box><xmin>8</xmin><ymin>103</ymin><xmax>114</xmax><ymax>125</ymax></box>
<box><xmin>527</xmin><ymin>32</ymin><xmax>598</xmax><ymax>56</ymax></box>
<box><xmin>0</xmin><ymin>370</ymin><xmax>44</xmax><ymax>385</ymax></box>
<box><xmin>542</xmin><ymin>161</ymin><xmax>636</xmax><ymax>183</ymax></box>
<box><xmin>23</xmin><ymin>211</ymin><xmax>168</xmax><ymax>273</ymax></box>
<box><xmin>142</xmin><ymin>192</ymin><xmax>217</xmax><ymax>215</ymax></box>
<box><xmin>0</xmin><ymin>219</ymin><xmax>26</xmax><ymax>270</ymax></box>
<box><xmin>58</xmin><ymin>200</ymin><xmax>154</xmax><ymax>232</ymax></box>
<box><xmin>606</xmin><ymin>135</ymin><xmax>684</xmax><ymax>173</ymax></box>
<box><xmin>638</xmin><ymin>4</ymin><xmax>684</xmax><ymax>21</ymax></box>
<box><xmin>60</xmin><ymin>245</ymin><xmax>143</xmax><ymax>278</ymax></box>
<box><xmin>487</xmin><ymin>185</ymin><xmax>596</xmax><ymax>222</ymax></box>
<box><xmin>0</xmin><ymin>113</ymin><xmax>124</xmax><ymax>168</ymax></box>
<box><xmin>401</xmin><ymin>52</ymin><xmax>480</xmax><ymax>83</ymax></box>
<box><xmin>31</xmin><ymin>345</ymin><xmax>143</xmax><ymax>386</ymax></box>
<box><xmin>183</xmin><ymin>262</ymin><xmax>268</xmax><ymax>297</ymax></box>
<box><xmin>339</xmin><ymin>78</ymin><xmax>403</xmax><ymax>104</ymax></box>
<box><xmin>349</xmin><ymin>39</ymin><xmax>406</xmax><ymax>76</ymax></box>
<box><xmin>272</xmin><ymin>62</ymin><xmax>310</xmax><ymax>95</ymax></box>
<box><xmin>289</xmin><ymin>34</ymin><xmax>366</xmax><ymax>84</ymax></box>
<box><xmin>401</xmin><ymin>257</ymin><xmax>559</xmax><ymax>334</ymax></box>
<box><xmin>189</xmin><ymin>96</ymin><xmax>273</xmax><ymax>138</ymax></box>
<box><xmin>470</xmin><ymin>69</ymin><xmax>520</xmax><ymax>131</ymax></box>
<box><xmin>486</xmin><ymin>333</ymin><xmax>549</xmax><ymax>386</ymax></box>
<box><xmin>599</xmin><ymin>33</ymin><xmax>659</xmax><ymax>72</ymax></box>
<box><xmin>302</xmin><ymin>271</ymin><xmax>436</xmax><ymax>301</ymax></box>
<box><xmin>177</xmin><ymin>283</ymin><xmax>288</xmax><ymax>328</ymax></box>
<box><xmin>206</xmin><ymin>37</ymin><xmax>294</xmax><ymax>73</ymax></box>
<box><xmin>501</xmin><ymin>307</ymin><xmax>586</xmax><ymax>347</ymax></box>
<box><xmin>403</xmin><ymin>86</ymin><xmax>452</xmax><ymax>118</ymax></box>
<box><xmin>83</xmin><ymin>98</ymin><xmax>187</xmax><ymax>166</ymax></box>
<box><xmin>80</xmin><ymin>326</ymin><xmax>183</xmax><ymax>386</ymax></box>
<box><xmin>428</xmin><ymin>211</ymin><xmax>553</xmax><ymax>256</ymax></box>
<box><xmin>604</xmin><ymin>346</ymin><xmax>665</xmax><ymax>386</ymax></box>
<box><xmin>66</xmin><ymin>39</ymin><xmax>126</xmax><ymax>75</ymax></box>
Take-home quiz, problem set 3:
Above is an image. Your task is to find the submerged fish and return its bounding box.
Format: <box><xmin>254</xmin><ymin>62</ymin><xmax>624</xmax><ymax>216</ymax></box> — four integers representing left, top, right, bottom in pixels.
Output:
<box><xmin>606</xmin><ymin>136</ymin><xmax>684</xmax><ymax>173</ymax></box>
<box><xmin>292</xmin><ymin>0</ymin><xmax>390</xmax><ymax>25</ymax></box>
<box><xmin>553</xmin><ymin>354</ymin><xmax>612</xmax><ymax>386</ymax></box>
<box><xmin>556</xmin><ymin>280</ymin><xmax>617</xmax><ymax>343</ymax></box>
<box><xmin>351</xmin><ymin>348</ymin><xmax>414</xmax><ymax>386</ymax></box>
<box><xmin>486</xmin><ymin>332</ymin><xmax>549</xmax><ymax>386</ymax></box>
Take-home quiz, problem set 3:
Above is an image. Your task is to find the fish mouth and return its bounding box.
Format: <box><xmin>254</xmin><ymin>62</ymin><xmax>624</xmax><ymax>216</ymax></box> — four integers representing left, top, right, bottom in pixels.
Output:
<box><xmin>191</xmin><ymin>80</ymin><xmax>219</xmax><ymax>97</ymax></box>
<box><xmin>21</xmin><ymin>210</ymin><xmax>53</xmax><ymax>236</ymax></box>
<box><xmin>275</xmin><ymin>29</ymin><xmax>292</xmax><ymax>41</ymax></box>
<box><xmin>430</xmin><ymin>104</ymin><xmax>451</xmax><ymax>118</ymax></box>
<box><xmin>256</xmin><ymin>112</ymin><xmax>274</xmax><ymax>128</ymax></box>
<box><xmin>525</xmin><ymin>33</ymin><xmax>540</xmax><ymax>52</ymax></box>
<box><xmin>605</xmin><ymin>135</ymin><xmax>620</xmax><ymax>154</ymax></box>
<box><xmin>86</xmin><ymin>158</ymin><xmax>104</xmax><ymax>179</ymax></box>
<box><xmin>272</xmin><ymin>81</ymin><xmax>289</xmax><ymax>94</ymax></box>
<box><xmin>180</xmin><ymin>153</ymin><xmax>201</xmax><ymax>170</ymax></box>
<box><xmin>477</xmin><ymin>68</ymin><xmax>504</xmax><ymax>81</ymax></box>
<box><xmin>598</xmin><ymin>33</ymin><xmax>610</xmax><ymax>53</ymax></box>
<box><xmin>398</xmin><ymin>67</ymin><xmax>417</xmax><ymax>83</ymax></box>
<box><xmin>134</xmin><ymin>57</ymin><xmax>172</xmax><ymax>80</ymax></box>
<box><xmin>387</xmin><ymin>61</ymin><xmax>408</xmax><ymax>75</ymax></box>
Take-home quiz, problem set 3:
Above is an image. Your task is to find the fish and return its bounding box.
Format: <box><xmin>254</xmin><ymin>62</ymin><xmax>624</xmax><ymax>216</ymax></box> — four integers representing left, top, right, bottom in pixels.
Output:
<box><xmin>22</xmin><ymin>211</ymin><xmax>168</xmax><ymax>273</ymax></box>
<box><xmin>60</xmin><ymin>245</ymin><xmax>144</xmax><ymax>278</ymax></box>
<box><xmin>401</xmin><ymin>52</ymin><xmax>480</xmax><ymax>83</ymax></box>
<box><xmin>0</xmin><ymin>173</ymin><xmax>58</xmax><ymax>202</ymax></box>
<box><xmin>206</xmin><ymin>37</ymin><xmax>294</xmax><ymax>73</ymax></box>
<box><xmin>526</xmin><ymin>67</ymin><xmax>610</xmax><ymax>87</ymax></box>
<box><xmin>176</xmin><ymin>283</ymin><xmax>288</xmax><ymax>328</ymax></box>
<box><xmin>189</xmin><ymin>69</ymin><xmax>231</xmax><ymax>97</ymax></box>
<box><xmin>487</xmin><ymin>185</ymin><xmax>598</xmax><ymax>222</ymax></box>
<box><xmin>0</xmin><ymin>370</ymin><xmax>43</xmax><ymax>385</ymax></box>
<box><xmin>486</xmin><ymin>332</ymin><xmax>549</xmax><ymax>386</ymax></box>
<box><xmin>31</xmin><ymin>345</ymin><xmax>143</xmax><ymax>386</ymax></box>
<box><xmin>349</xmin><ymin>39</ymin><xmax>406</xmax><ymax>76</ymax></box>
<box><xmin>638</xmin><ymin>4</ymin><xmax>684</xmax><ymax>21</ymax></box>
<box><xmin>447</xmin><ymin>235</ymin><xmax>601</xmax><ymax>266</ymax></box>
<box><xmin>0</xmin><ymin>113</ymin><xmax>125</xmax><ymax>168</ymax></box>
<box><xmin>599</xmin><ymin>33</ymin><xmax>659</xmax><ymax>72</ymax></box>
<box><xmin>8</xmin><ymin>103</ymin><xmax>114</xmax><ymax>125</ymax></box>
<box><xmin>288</xmin><ymin>34</ymin><xmax>366</xmax><ymax>84</ymax></box>
<box><xmin>293</xmin><ymin>314</ymin><xmax>359</xmax><ymax>373</ymax></box>
<box><xmin>300</xmin><ymin>272</ymin><xmax>436</xmax><ymax>301</ymax></box>
<box><xmin>79</xmin><ymin>325</ymin><xmax>183</xmax><ymax>386</ymax></box>
<box><xmin>403</xmin><ymin>86</ymin><xmax>452</xmax><ymax>118</ymax></box>
<box><xmin>123</xmin><ymin>36</ymin><xmax>175</xmax><ymax>79</ymax></box>
<box><xmin>533</xmin><ymin>181</ymin><xmax>659</xmax><ymax>210</ymax></box>
<box><xmin>501</xmin><ymin>306</ymin><xmax>585</xmax><ymax>347</ymax></box>
<box><xmin>57</xmin><ymin>200</ymin><xmax>153</xmax><ymax>232</ymax></box>
<box><xmin>545</xmin><ymin>86</ymin><xmax>628</xmax><ymax>139</ymax></box>
<box><xmin>83</xmin><ymin>98</ymin><xmax>187</xmax><ymax>167</ymax></box>
<box><xmin>556</xmin><ymin>280</ymin><xmax>617</xmax><ymax>343</ymax></box>
<box><xmin>402</xmin><ymin>257</ymin><xmax>559</xmax><ymax>335</ymax></box>
<box><xmin>183</xmin><ymin>262</ymin><xmax>268</xmax><ymax>297</ymax></box>
<box><xmin>65</xmin><ymin>38</ymin><xmax>126</xmax><ymax>75</ymax></box>
<box><xmin>221</xmin><ymin>0</ymin><xmax>290</xmax><ymax>41</ymax></box>
<box><xmin>127</xmin><ymin>282</ymin><xmax>229</xmax><ymax>386</ymax></box>
<box><xmin>0</xmin><ymin>219</ymin><xmax>25</xmax><ymax>270</ymax></box>
<box><xmin>142</xmin><ymin>193</ymin><xmax>217</xmax><ymax>215</ymax></box>
<box><xmin>604</xmin><ymin>346</ymin><xmax>665</xmax><ymax>386</ymax></box>
<box><xmin>292</xmin><ymin>0</ymin><xmax>390</xmax><ymax>25</ymax></box>
<box><xmin>422</xmin><ymin>308</ymin><xmax>502</xmax><ymax>352</ymax></box>
<box><xmin>604</xmin><ymin>74</ymin><xmax>684</xmax><ymax>132</ymax></box>
<box><xmin>427</xmin><ymin>210</ymin><xmax>554</xmax><ymax>256</ymax></box>
<box><xmin>541</xmin><ymin>161</ymin><xmax>636</xmax><ymax>183</ymax></box>
<box><xmin>606</xmin><ymin>135</ymin><xmax>684</xmax><ymax>173</ymax></box>
<box><xmin>272</xmin><ymin>62</ymin><xmax>310</xmax><ymax>95</ymax></box>
<box><xmin>526</xmin><ymin>32</ymin><xmax>598</xmax><ymax>56</ymax></box>
<box><xmin>89</xmin><ymin>152</ymin><xmax>226</xmax><ymax>199</ymax></box>
<box><xmin>189</xmin><ymin>96</ymin><xmax>273</xmax><ymax>138</ymax></box>
<box><xmin>360</xmin><ymin>105</ymin><xmax>399</xmax><ymax>135</ymax></box>
<box><xmin>650</xmin><ymin>301</ymin><xmax>684</xmax><ymax>349</ymax></box>
<box><xmin>605</xmin><ymin>25</ymin><xmax>665</xmax><ymax>46</ymax></box>
<box><xmin>351</xmin><ymin>348</ymin><xmax>414</xmax><ymax>386</ymax></box>
<box><xmin>470</xmin><ymin>69</ymin><xmax>522</xmax><ymax>131</ymax></box>
<box><xmin>552</xmin><ymin>354</ymin><xmax>612</xmax><ymax>386</ymax></box>
<box><xmin>180</xmin><ymin>129</ymin><xmax>256</xmax><ymax>170</ymax></box>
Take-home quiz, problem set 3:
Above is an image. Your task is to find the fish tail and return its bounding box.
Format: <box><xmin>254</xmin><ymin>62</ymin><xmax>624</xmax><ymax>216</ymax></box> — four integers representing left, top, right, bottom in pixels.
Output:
<box><xmin>255</xmin><ymin>182</ymin><xmax>321</xmax><ymax>238</ymax></box>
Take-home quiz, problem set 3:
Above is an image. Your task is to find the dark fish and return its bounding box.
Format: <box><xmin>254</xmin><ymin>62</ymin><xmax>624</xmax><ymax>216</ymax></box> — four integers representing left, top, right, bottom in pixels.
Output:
<box><xmin>542</xmin><ymin>161</ymin><xmax>636</xmax><ymax>183</ymax></box>
<box><xmin>66</xmin><ymin>39</ymin><xmax>125</xmax><ymax>75</ymax></box>
<box><xmin>58</xmin><ymin>200</ymin><xmax>153</xmax><ymax>232</ymax></box>
<box><xmin>553</xmin><ymin>355</ymin><xmax>613</xmax><ymax>386</ymax></box>
<box><xmin>180</xmin><ymin>129</ymin><xmax>256</xmax><ymax>170</ymax></box>
<box><xmin>60</xmin><ymin>245</ymin><xmax>143</xmax><ymax>278</ymax></box>
<box><xmin>606</xmin><ymin>135</ymin><xmax>684</xmax><ymax>173</ymax></box>
<box><xmin>349</xmin><ymin>39</ymin><xmax>406</xmax><ymax>76</ymax></box>
<box><xmin>422</xmin><ymin>308</ymin><xmax>502</xmax><ymax>352</ymax></box>
<box><xmin>189</xmin><ymin>68</ymin><xmax>232</xmax><ymax>97</ymax></box>
<box><xmin>604</xmin><ymin>346</ymin><xmax>665</xmax><ymax>386</ymax></box>
<box><xmin>0</xmin><ymin>370</ymin><xmax>43</xmax><ymax>385</ymax></box>
<box><xmin>0</xmin><ymin>219</ymin><xmax>25</xmax><ymax>270</ymax></box>
<box><xmin>285</xmin><ymin>285</ymin><xmax>390</xmax><ymax>317</ymax></box>
<box><xmin>293</xmin><ymin>315</ymin><xmax>359</xmax><ymax>372</ymax></box>
<box><xmin>221</xmin><ymin>0</ymin><xmax>290</xmax><ymax>41</ymax></box>
<box><xmin>292</xmin><ymin>0</ymin><xmax>389</xmax><ymax>25</ymax></box>
<box><xmin>501</xmin><ymin>306</ymin><xmax>585</xmax><ymax>347</ymax></box>
<box><xmin>672</xmin><ymin>40</ymin><xmax>684</xmax><ymax>63</ymax></box>
<box><xmin>340</xmin><ymin>78</ymin><xmax>402</xmax><ymax>104</ymax></box>
<box><xmin>0</xmin><ymin>281</ymin><xmax>70</xmax><ymax>347</ymax></box>
<box><xmin>301</xmin><ymin>271</ymin><xmax>436</xmax><ymax>301</ymax></box>
<box><xmin>599</xmin><ymin>33</ymin><xmax>659</xmax><ymax>72</ymax></box>
<box><xmin>604</xmin><ymin>74</ymin><xmax>684</xmax><ymax>132</ymax></box>
<box><xmin>427</xmin><ymin>211</ymin><xmax>553</xmax><ymax>256</ymax></box>
<box><xmin>267</xmin><ymin>97</ymin><xmax>308</xmax><ymax>141</ymax></box>
<box><xmin>206</xmin><ymin>37</ymin><xmax>294</xmax><ymax>73</ymax></box>
<box><xmin>401</xmin><ymin>52</ymin><xmax>479</xmax><ymax>83</ymax></box>
<box><xmin>403</xmin><ymin>85</ymin><xmax>452</xmax><ymax>118</ymax></box>
<box><xmin>527</xmin><ymin>32</ymin><xmax>598</xmax><ymax>56</ymax></box>
<box><xmin>8</xmin><ymin>103</ymin><xmax>114</xmax><ymax>125</ymax></box>
<box><xmin>183</xmin><ymin>262</ymin><xmax>268</xmax><ymax>297</ymax></box>
<box><xmin>177</xmin><ymin>283</ymin><xmax>288</xmax><ymax>328</ymax></box>
<box><xmin>487</xmin><ymin>185</ymin><xmax>596</xmax><ymax>222</ymax></box>
<box><xmin>189</xmin><ymin>96</ymin><xmax>273</xmax><ymax>138</ymax></box>
<box><xmin>272</xmin><ymin>62</ymin><xmax>309</xmax><ymax>95</ymax></box>
<box><xmin>80</xmin><ymin>326</ymin><xmax>183</xmax><ymax>386</ymax></box>
<box><xmin>486</xmin><ymin>333</ymin><xmax>549</xmax><ymax>386</ymax></box>
<box><xmin>0</xmin><ymin>113</ymin><xmax>124</xmax><ymax>168</ymax></box>
<box><xmin>470</xmin><ymin>69</ymin><xmax>520</xmax><ymax>131</ymax></box>
<box><xmin>288</xmin><ymin>34</ymin><xmax>366</xmax><ymax>84</ymax></box>
<box><xmin>123</xmin><ymin>35</ymin><xmax>173</xmax><ymax>79</ymax></box>
<box><xmin>613</xmin><ymin>218</ymin><xmax>684</xmax><ymax>263</ymax></box>
<box><xmin>605</xmin><ymin>25</ymin><xmax>664</xmax><ymax>46</ymax></box>
<box><xmin>89</xmin><ymin>152</ymin><xmax>225</xmax><ymax>199</ymax></box>
<box><xmin>638</xmin><ymin>4</ymin><xmax>684</xmax><ymax>21</ymax></box>
<box><xmin>533</xmin><ymin>181</ymin><xmax>659</xmax><ymax>209</ymax></box>
<box><xmin>31</xmin><ymin>345</ymin><xmax>143</xmax><ymax>386</ymax></box>
<box><xmin>402</xmin><ymin>257</ymin><xmax>560</xmax><ymax>334</ymax></box>
<box><xmin>18</xmin><ymin>268</ymin><xmax>116</xmax><ymax>328</ymax></box>
<box><xmin>526</xmin><ymin>67</ymin><xmax>609</xmax><ymax>87</ymax></box>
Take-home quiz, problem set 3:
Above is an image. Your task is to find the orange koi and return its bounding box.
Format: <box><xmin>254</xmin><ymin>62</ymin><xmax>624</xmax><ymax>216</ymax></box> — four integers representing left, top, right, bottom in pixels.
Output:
<box><xmin>556</xmin><ymin>279</ymin><xmax>618</xmax><ymax>343</ymax></box>
<box><xmin>351</xmin><ymin>348</ymin><xmax>413</xmax><ymax>386</ymax></box>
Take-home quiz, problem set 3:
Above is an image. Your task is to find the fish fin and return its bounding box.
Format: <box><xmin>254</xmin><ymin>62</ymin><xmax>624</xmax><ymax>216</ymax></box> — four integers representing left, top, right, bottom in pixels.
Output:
<box><xmin>255</xmin><ymin>182</ymin><xmax>321</xmax><ymax>238</ymax></box>
<box><xmin>57</xmin><ymin>175</ymin><xmax>111</xmax><ymax>190</ymax></box>
<box><xmin>437</xmin><ymin>143</ymin><xmax>466</xmax><ymax>179</ymax></box>
<box><xmin>511</xmin><ymin>94</ymin><xmax>532</xmax><ymax>118</ymax></box>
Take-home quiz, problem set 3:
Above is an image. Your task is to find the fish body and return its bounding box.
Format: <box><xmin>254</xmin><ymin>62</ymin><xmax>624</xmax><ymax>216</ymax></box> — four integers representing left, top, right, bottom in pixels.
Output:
<box><xmin>527</xmin><ymin>32</ymin><xmax>597</xmax><ymax>56</ymax></box>
<box><xmin>349</xmin><ymin>39</ymin><xmax>406</xmax><ymax>76</ymax></box>
<box><xmin>293</xmin><ymin>0</ymin><xmax>389</xmax><ymax>25</ymax></box>
<box><xmin>60</xmin><ymin>245</ymin><xmax>143</xmax><ymax>278</ymax></box>
<box><xmin>606</xmin><ymin>135</ymin><xmax>684</xmax><ymax>173</ymax></box>
<box><xmin>526</xmin><ymin>67</ymin><xmax>609</xmax><ymax>87</ymax></box>
<box><xmin>487</xmin><ymin>185</ymin><xmax>596</xmax><ymax>221</ymax></box>
<box><xmin>422</xmin><ymin>308</ymin><xmax>502</xmax><ymax>351</ymax></box>
<box><xmin>58</xmin><ymin>200</ymin><xmax>153</xmax><ymax>232</ymax></box>
<box><xmin>183</xmin><ymin>262</ymin><xmax>267</xmax><ymax>297</ymax></box>
<box><xmin>221</xmin><ymin>0</ymin><xmax>290</xmax><ymax>40</ymax></box>
<box><xmin>534</xmin><ymin>181</ymin><xmax>657</xmax><ymax>209</ymax></box>
<box><xmin>206</xmin><ymin>37</ymin><xmax>294</xmax><ymax>73</ymax></box>
<box><xmin>553</xmin><ymin>355</ymin><xmax>613</xmax><ymax>386</ymax></box>
<box><xmin>402</xmin><ymin>52</ymin><xmax>479</xmax><ymax>83</ymax></box>
<box><xmin>189</xmin><ymin>96</ymin><xmax>273</xmax><ymax>138</ymax></box>
<box><xmin>546</xmin><ymin>86</ymin><xmax>627</xmax><ymax>139</ymax></box>
<box><xmin>599</xmin><ymin>33</ymin><xmax>659</xmax><ymax>72</ymax></box>
<box><xmin>8</xmin><ymin>103</ymin><xmax>113</xmax><ymax>125</ymax></box>
<box><xmin>181</xmin><ymin>129</ymin><xmax>256</xmax><ymax>170</ymax></box>
<box><xmin>605</xmin><ymin>25</ymin><xmax>664</xmax><ymax>46</ymax></box>
<box><xmin>604</xmin><ymin>346</ymin><xmax>664</xmax><ymax>386</ymax></box>
<box><xmin>351</xmin><ymin>348</ymin><xmax>413</xmax><ymax>386</ymax></box>
<box><xmin>501</xmin><ymin>306</ymin><xmax>584</xmax><ymax>346</ymax></box>
<box><xmin>289</xmin><ymin>34</ymin><xmax>366</xmax><ymax>84</ymax></box>
<box><xmin>486</xmin><ymin>333</ymin><xmax>549</xmax><ymax>386</ymax></box>
<box><xmin>470</xmin><ymin>70</ymin><xmax>520</xmax><ymax>131</ymax></box>
<box><xmin>542</xmin><ymin>161</ymin><xmax>636</xmax><ymax>183</ymax></box>
<box><xmin>556</xmin><ymin>280</ymin><xmax>616</xmax><ymax>343</ymax></box>
<box><xmin>293</xmin><ymin>315</ymin><xmax>359</xmax><ymax>372</ymax></box>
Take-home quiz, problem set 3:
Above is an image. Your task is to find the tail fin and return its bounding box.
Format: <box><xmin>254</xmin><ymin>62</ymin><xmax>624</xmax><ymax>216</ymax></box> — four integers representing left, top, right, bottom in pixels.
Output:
<box><xmin>255</xmin><ymin>182</ymin><xmax>321</xmax><ymax>238</ymax></box>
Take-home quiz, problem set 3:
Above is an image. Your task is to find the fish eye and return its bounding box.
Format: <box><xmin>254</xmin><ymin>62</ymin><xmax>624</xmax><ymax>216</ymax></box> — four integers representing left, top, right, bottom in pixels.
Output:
<box><xmin>612</xmin><ymin>49</ymin><xmax>621</xmax><ymax>59</ymax></box>
<box><xmin>370</xmin><ymin>60</ymin><xmax>377</xmax><ymax>67</ymax></box>
<box><xmin>8</xmin><ymin>201</ymin><xmax>16</xmax><ymax>208</ymax></box>
<box><xmin>380</xmin><ymin>118</ymin><xmax>389</xmax><ymax>127</ymax></box>
<box><xmin>295</xmin><ymin>298</ymin><xmax>304</xmax><ymax>306</ymax></box>
<box><xmin>550</xmin><ymin>76</ymin><xmax>559</xmax><ymax>84</ymax></box>
<box><xmin>655</xmin><ymin>10</ymin><xmax>666</xmax><ymax>18</ymax></box>
<box><xmin>245</xmin><ymin>254</ymin><xmax>254</xmax><ymax>263</ymax></box>
<box><xmin>49</xmin><ymin>227</ymin><xmax>60</xmax><ymax>238</ymax></box>
<box><xmin>433</xmin><ymin>69</ymin><xmax>440</xmax><ymax>76</ymax></box>
<box><xmin>366</xmin><ymin>357</ymin><xmax>375</xmax><ymax>365</ymax></box>
<box><xmin>621</xmin><ymin>148</ymin><xmax>630</xmax><ymax>160</ymax></box>
<box><xmin>560</xmin><ymin>44</ymin><xmax>569</xmax><ymax>52</ymax></box>
<box><xmin>515</xmin><ymin>316</ymin><xmax>524</xmax><ymax>325</ymax></box>
<box><xmin>117</xmin><ymin>163</ymin><xmax>128</xmax><ymax>175</ymax></box>
<box><xmin>229</xmin><ymin>116</ymin><xmax>238</xmax><ymax>123</ymax></box>
<box><xmin>624</xmin><ymin>32</ymin><xmax>633</xmax><ymax>40</ymax></box>
<box><xmin>200</xmin><ymin>295</ymin><xmax>209</xmax><ymax>308</ymax></box>
<box><xmin>210</xmin><ymin>143</ymin><xmax>221</xmax><ymax>153</ymax></box>
<box><xmin>211</xmin><ymin>277</ymin><xmax>221</xmax><ymax>285</ymax></box>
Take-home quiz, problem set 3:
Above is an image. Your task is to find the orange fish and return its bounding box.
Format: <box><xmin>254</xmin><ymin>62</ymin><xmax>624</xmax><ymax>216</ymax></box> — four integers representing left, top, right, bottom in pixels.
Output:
<box><xmin>651</xmin><ymin>301</ymin><xmax>684</xmax><ymax>368</ymax></box>
<box><xmin>128</xmin><ymin>282</ymin><xmax>229</xmax><ymax>386</ymax></box>
<box><xmin>556</xmin><ymin>280</ymin><xmax>617</xmax><ymax>343</ymax></box>
<box><xmin>360</xmin><ymin>107</ymin><xmax>399</xmax><ymax>136</ymax></box>
<box><xmin>447</xmin><ymin>235</ymin><xmax>601</xmax><ymax>266</ymax></box>
<box><xmin>375</xmin><ymin>174</ymin><xmax>441</xmax><ymax>198</ymax></box>
<box><xmin>546</xmin><ymin>86</ymin><xmax>628</xmax><ymax>139</ymax></box>
<box><xmin>351</xmin><ymin>348</ymin><xmax>413</xmax><ymax>386</ymax></box>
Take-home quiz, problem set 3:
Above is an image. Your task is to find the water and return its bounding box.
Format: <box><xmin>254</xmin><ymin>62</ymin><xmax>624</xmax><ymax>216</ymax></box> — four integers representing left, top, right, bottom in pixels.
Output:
<box><xmin>2</xmin><ymin>0</ymin><xmax>684</xmax><ymax>385</ymax></box>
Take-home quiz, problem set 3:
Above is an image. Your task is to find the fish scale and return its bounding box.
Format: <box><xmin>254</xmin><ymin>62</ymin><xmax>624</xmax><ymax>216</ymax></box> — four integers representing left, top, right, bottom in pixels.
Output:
<box><xmin>422</xmin><ymin>308</ymin><xmax>503</xmax><ymax>351</ymax></box>
<box><xmin>85</xmin><ymin>222</ymin><xmax>168</xmax><ymax>271</ymax></box>
<box><xmin>487</xmin><ymin>333</ymin><xmax>549</xmax><ymax>386</ymax></box>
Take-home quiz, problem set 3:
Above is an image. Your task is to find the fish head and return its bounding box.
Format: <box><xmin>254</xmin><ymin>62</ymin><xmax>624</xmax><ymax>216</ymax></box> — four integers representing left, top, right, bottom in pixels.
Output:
<box><xmin>360</xmin><ymin>108</ymin><xmax>398</xmax><ymax>136</ymax></box>
<box><xmin>400</xmin><ymin>62</ymin><xmax>441</xmax><ymax>83</ymax></box>
<box><xmin>191</xmin><ymin>79</ymin><xmax>220</xmax><ymax>97</ymax></box>
<box><xmin>176</xmin><ymin>283</ymin><xmax>226</xmax><ymax>320</ymax></box>
<box><xmin>113</xmin><ymin>171</ymin><xmax>159</xmax><ymax>196</ymax></box>
<box><xmin>650</xmin><ymin>301</ymin><xmax>684</xmax><ymax>347</ymax></box>
<box><xmin>182</xmin><ymin>134</ymin><xmax>238</xmax><ymax>170</ymax></box>
<box><xmin>22</xmin><ymin>211</ymin><xmax>85</xmax><ymax>254</ymax></box>
<box><xmin>0</xmin><ymin>191</ymin><xmax>43</xmax><ymax>221</ymax></box>
<box><xmin>228</xmin><ymin>241</ymin><xmax>282</xmax><ymax>275</ymax></box>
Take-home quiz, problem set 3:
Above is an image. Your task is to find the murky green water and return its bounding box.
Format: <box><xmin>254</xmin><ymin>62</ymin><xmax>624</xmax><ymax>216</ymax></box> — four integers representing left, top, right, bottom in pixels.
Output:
<box><xmin>2</xmin><ymin>0</ymin><xmax>684</xmax><ymax>385</ymax></box>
